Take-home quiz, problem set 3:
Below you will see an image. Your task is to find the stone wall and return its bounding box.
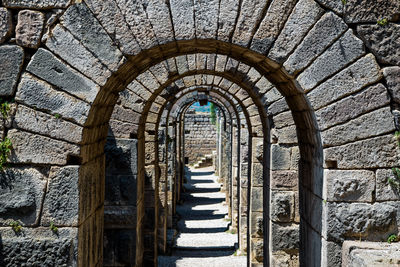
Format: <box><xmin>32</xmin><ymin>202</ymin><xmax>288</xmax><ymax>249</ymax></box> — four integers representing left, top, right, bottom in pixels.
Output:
<box><xmin>184</xmin><ymin>112</ymin><xmax>217</xmax><ymax>164</ymax></box>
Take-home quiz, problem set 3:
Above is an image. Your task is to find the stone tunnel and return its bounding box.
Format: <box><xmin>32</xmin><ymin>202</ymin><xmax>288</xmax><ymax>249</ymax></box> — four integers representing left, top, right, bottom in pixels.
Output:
<box><xmin>0</xmin><ymin>0</ymin><xmax>400</xmax><ymax>266</ymax></box>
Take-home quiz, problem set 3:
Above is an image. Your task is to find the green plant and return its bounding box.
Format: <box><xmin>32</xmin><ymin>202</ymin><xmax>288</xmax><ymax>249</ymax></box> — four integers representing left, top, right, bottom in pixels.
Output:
<box><xmin>341</xmin><ymin>0</ymin><xmax>346</xmax><ymax>5</ymax></box>
<box><xmin>388</xmin><ymin>234</ymin><xmax>398</xmax><ymax>243</ymax></box>
<box><xmin>377</xmin><ymin>18</ymin><xmax>388</xmax><ymax>26</ymax></box>
<box><xmin>54</xmin><ymin>113</ymin><xmax>61</xmax><ymax>119</ymax></box>
<box><xmin>323</xmin><ymin>199</ymin><xmax>327</xmax><ymax>204</ymax></box>
<box><xmin>0</xmin><ymin>101</ymin><xmax>10</xmax><ymax>118</ymax></box>
<box><xmin>50</xmin><ymin>221</ymin><xmax>58</xmax><ymax>233</ymax></box>
<box><xmin>394</xmin><ymin>131</ymin><xmax>400</xmax><ymax>147</ymax></box>
<box><xmin>0</xmin><ymin>137</ymin><xmax>12</xmax><ymax>171</ymax></box>
<box><xmin>210</xmin><ymin>103</ymin><xmax>216</xmax><ymax>125</ymax></box>
<box><xmin>9</xmin><ymin>220</ymin><xmax>22</xmax><ymax>233</ymax></box>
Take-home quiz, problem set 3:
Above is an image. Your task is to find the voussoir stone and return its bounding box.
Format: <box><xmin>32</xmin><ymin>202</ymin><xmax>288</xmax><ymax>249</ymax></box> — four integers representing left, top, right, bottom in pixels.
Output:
<box><xmin>16</xmin><ymin>10</ymin><xmax>44</xmax><ymax>48</ymax></box>
<box><xmin>0</xmin><ymin>8</ymin><xmax>12</xmax><ymax>44</ymax></box>
<box><xmin>383</xmin><ymin>67</ymin><xmax>400</xmax><ymax>103</ymax></box>
<box><xmin>0</xmin><ymin>167</ymin><xmax>46</xmax><ymax>226</ymax></box>
<box><xmin>0</xmin><ymin>45</ymin><xmax>24</xmax><ymax>96</ymax></box>
<box><xmin>357</xmin><ymin>23</ymin><xmax>400</xmax><ymax>66</ymax></box>
<box><xmin>324</xmin><ymin>169</ymin><xmax>375</xmax><ymax>202</ymax></box>
<box><xmin>27</xmin><ymin>48</ymin><xmax>100</xmax><ymax>103</ymax></box>
<box><xmin>8</xmin><ymin>129</ymin><xmax>80</xmax><ymax>165</ymax></box>
<box><xmin>315</xmin><ymin>0</ymin><xmax>343</xmax><ymax>14</ymax></box>
<box><xmin>2</xmin><ymin>0</ymin><xmax>71</xmax><ymax>9</ymax></box>
<box><xmin>344</xmin><ymin>0</ymin><xmax>400</xmax><ymax>23</ymax></box>
<box><xmin>42</xmin><ymin>166</ymin><xmax>79</xmax><ymax>226</ymax></box>
<box><xmin>297</xmin><ymin>29</ymin><xmax>365</xmax><ymax>91</ymax></box>
<box><xmin>16</xmin><ymin>73</ymin><xmax>90</xmax><ymax>125</ymax></box>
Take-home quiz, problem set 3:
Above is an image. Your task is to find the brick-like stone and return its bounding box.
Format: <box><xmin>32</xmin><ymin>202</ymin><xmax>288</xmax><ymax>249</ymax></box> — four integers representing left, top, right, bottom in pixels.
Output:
<box><xmin>268</xmin><ymin>0</ymin><xmax>324</xmax><ymax>63</ymax></box>
<box><xmin>271</xmin><ymin>191</ymin><xmax>295</xmax><ymax>222</ymax></box>
<box><xmin>324</xmin><ymin>170</ymin><xmax>375</xmax><ymax>202</ymax></box>
<box><xmin>316</xmin><ymin>83</ymin><xmax>390</xmax><ymax>130</ymax></box>
<box><xmin>284</xmin><ymin>12</ymin><xmax>348</xmax><ymax>75</ymax></box>
<box><xmin>324</xmin><ymin>134</ymin><xmax>399</xmax><ymax>169</ymax></box>
<box><xmin>42</xmin><ymin>166</ymin><xmax>79</xmax><ymax>226</ymax></box>
<box><xmin>217</xmin><ymin>0</ymin><xmax>240</xmax><ymax>42</ymax></box>
<box><xmin>0</xmin><ymin>45</ymin><xmax>24</xmax><ymax>96</ymax></box>
<box><xmin>344</xmin><ymin>0</ymin><xmax>400</xmax><ymax>23</ymax></box>
<box><xmin>376</xmin><ymin>169</ymin><xmax>400</xmax><ymax>201</ymax></box>
<box><xmin>16</xmin><ymin>73</ymin><xmax>90</xmax><ymax>125</ymax></box>
<box><xmin>8</xmin><ymin>129</ymin><xmax>80</xmax><ymax>165</ymax></box>
<box><xmin>297</xmin><ymin>29</ymin><xmax>365</xmax><ymax>91</ymax></box>
<box><xmin>321</xmin><ymin>107</ymin><xmax>395</xmax><ymax>147</ymax></box>
<box><xmin>27</xmin><ymin>48</ymin><xmax>100</xmax><ymax>103</ymax></box>
<box><xmin>383</xmin><ymin>67</ymin><xmax>400</xmax><ymax>104</ymax></box>
<box><xmin>105</xmin><ymin>138</ymin><xmax>138</xmax><ymax>176</ymax></box>
<box><xmin>16</xmin><ymin>10</ymin><xmax>44</xmax><ymax>49</ymax></box>
<box><xmin>170</xmin><ymin>0</ymin><xmax>195</xmax><ymax>40</ymax></box>
<box><xmin>0</xmin><ymin>8</ymin><xmax>12</xmax><ymax>43</ymax></box>
<box><xmin>315</xmin><ymin>0</ymin><xmax>343</xmax><ymax>14</ymax></box>
<box><xmin>0</xmin><ymin>167</ymin><xmax>46</xmax><ymax>226</ymax></box>
<box><xmin>144</xmin><ymin>0</ymin><xmax>175</xmax><ymax>45</ymax></box>
<box><xmin>3</xmin><ymin>0</ymin><xmax>71</xmax><ymax>9</ymax></box>
<box><xmin>271</xmin><ymin>223</ymin><xmax>299</xmax><ymax>251</ymax></box>
<box><xmin>357</xmin><ymin>23</ymin><xmax>400</xmax><ymax>66</ymax></box>
<box><xmin>194</xmin><ymin>0</ymin><xmax>218</xmax><ymax>39</ymax></box>
<box><xmin>307</xmin><ymin>54</ymin><xmax>382</xmax><ymax>110</ymax></box>
<box><xmin>272</xmin><ymin>125</ymin><xmax>297</xmax><ymax>144</ymax></box>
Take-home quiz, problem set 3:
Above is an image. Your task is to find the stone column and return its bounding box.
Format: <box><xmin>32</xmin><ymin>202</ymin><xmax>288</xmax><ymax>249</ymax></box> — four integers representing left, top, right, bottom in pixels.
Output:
<box><xmin>231</xmin><ymin>124</ymin><xmax>240</xmax><ymax>230</ymax></box>
<box><xmin>239</xmin><ymin>123</ymin><xmax>249</xmax><ymax>253</ymax></box>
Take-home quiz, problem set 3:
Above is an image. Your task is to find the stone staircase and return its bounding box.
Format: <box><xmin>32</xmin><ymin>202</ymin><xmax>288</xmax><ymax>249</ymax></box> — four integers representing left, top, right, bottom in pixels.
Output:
<box><xmin>193</xmin><ymin>154</ymin><xmax>214</xmax><ymax>169</ymax></box>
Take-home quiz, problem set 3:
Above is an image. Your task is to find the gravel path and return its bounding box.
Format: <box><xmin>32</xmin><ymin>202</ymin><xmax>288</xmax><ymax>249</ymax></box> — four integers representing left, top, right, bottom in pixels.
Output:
<box><xmin>158</xmin><ymin>166</ymin><xmax>246</xmax><ymax>267</ymax></box>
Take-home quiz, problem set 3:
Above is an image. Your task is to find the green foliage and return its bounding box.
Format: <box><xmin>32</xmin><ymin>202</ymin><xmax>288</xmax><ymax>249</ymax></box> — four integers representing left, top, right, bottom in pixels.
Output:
<box><xmin>341</xmin><ymin>0</ymin><xmax>346</xmax><ymax>5</ymax></box>
<box><xmin>394</xmin><ymin>131</ymin><xmax>400</xmax><ymax>147</ymax></box>
<box><xmin>54</xmin><ymin>113</ymin><xmax>61</xmax><ymax>119</ymax></box>
<box><xmin>50</xmin><ymin>221</ymin><xmax>58</xmax><ymax>233</ymax></box>
<box><xmin>210</xmin><ymin>103</ymin><xmax>217</xmax><ymax>125</ymax></box>
<box><xmin>388</xmin><ymin>234</ymin><xmax>398</xmax><ymax>243</ymax></box>
<box><xmin>388</xmin><ymin>167</ymin><xmax>400</xmax><ymax>190</ymax></box>
<box><xmin>377</xmin><ymin>18</ymin><xmax>388</xmax><ymax>26</ymax></box>
<box><xmin>0</xmin><ymin>137</ymin><xmax>12</xmax><ymax>171</ymax></box>
<box><xmin>9</xmin><ymin>220</ymin><xmax>22</xmax><ymax>233</ymax></box>
<box><xmin>0</xmin><ymin>101</ymin><xmax>10</xmax><ymax>118</ymax></box>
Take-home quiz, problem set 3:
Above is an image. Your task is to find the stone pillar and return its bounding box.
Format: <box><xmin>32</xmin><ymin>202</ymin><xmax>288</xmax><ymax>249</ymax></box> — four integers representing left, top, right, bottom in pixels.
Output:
<box><xmin>239</xmin><ymin>124</ymin><xmax>249</xmax><ymax>253</ymax></box>
<box><xmin>231</xmin><ymin>124</ymin><xmax>240</xmax><ymax>230</ymax></box>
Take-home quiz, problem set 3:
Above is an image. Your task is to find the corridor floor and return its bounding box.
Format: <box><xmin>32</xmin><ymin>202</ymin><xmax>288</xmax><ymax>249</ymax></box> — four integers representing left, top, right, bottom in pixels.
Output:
<box><xmin>158</xmin><ymin>166</ymin><xmax>246</xmax><ymax>267</ymax></box>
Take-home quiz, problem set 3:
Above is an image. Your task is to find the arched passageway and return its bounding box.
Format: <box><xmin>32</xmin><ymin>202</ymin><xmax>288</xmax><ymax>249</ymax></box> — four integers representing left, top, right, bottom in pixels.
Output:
<box><xmin>0</xmin><ymin>1</ymin><xmax>399</xmax><ymax>267</ymax></box>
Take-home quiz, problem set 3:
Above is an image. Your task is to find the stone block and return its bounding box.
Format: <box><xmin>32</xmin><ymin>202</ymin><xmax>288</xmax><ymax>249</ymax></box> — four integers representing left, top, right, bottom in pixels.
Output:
<box><xmin>271</xmin><ymin>223</ymin><xmax>299</xmax><ymax>251</ymax></box>
<box><xmin>271</xmin><ymin>170</ymin><xmax>298</xmax><ymax>190</ymax></box>
<box><xmin>297</xmin><ymin>29</ymin><xmax>365</xmax><ymax>91</ymax></box>
<box><xmin>357</xmin><ymin>23</ymin><xmax>400</xmax><ymax>66</ymax></box>
<box><xmin>251</xmin><ymin>238</ymin><xmax>264</xmax><ymax>262</ymax></box>
<box><xmin>105</xmin><ymin>175</ymin><xmax>137</xmax><ymax>206</ymax></box>
<box><xmin>321</xmin><ymin>239</ymin><xmax>342</xmax><ymax>267</ymax></box>
<box><xmin>0</xmin><ymin>167</ymin><xmax>46</xmax><ymax>226</ymax></box>
<box><xmin>8</xmin><ymin>129</ymin><xmax>80</xmax><ymax>165</ymax></box>
<box><xmin>325</xmin><ymin>202</ymin><xmax>397</xmax><ymax>242</ymax></box>
<box><xmin>251</xmin><ymin>187</ymin><xmax>263</xmax><ymax>212</ymax></box>
<box><xmin>315</xmin><ymin>0</ymin><xmax>343</xmax><ymax>14</ymax></box>
<box><xmin>16</xmin><ymin>73</ymin><xmax>90</xmax><ymax>125</ymax></box>
<box><xmin>324</xmin><ymin>170</ymin><xmax>375</xmax><ymax>202</ymax></box>
<box><xmin>272</xmin><ymin>125</ymin><xmax>297</xmax><ymax>144</ymax></box>
<box><xmin>0</xmin><ymin>8</ymin><xmax>12</xmax><ymax>44</ymax></box>
<box><xmin>13</xmin><ymin>105</ymin><xmax>83</xmax><ymax>144</ymax></box>
<box><xmin>271</xmin><ymin>251</ymin><xmax>300</xmax><ymax>267</ymax></box>
<box><xmin>16</xmin><ymin>10</ymin><xmax>44</xmax><ymax>48</ymax></box>
<box><xmin>104</xmin><ymin>206</ymin><xmax>136</xmax><ymax>227</ymax></box>
<box><xmin>0</xmin><ymin>45</ymin><xmax>24</xmax><ymax>96</ymax></box>
<box><xmin>271</xmin><ymin>145</ymin><xmax>291</xmax><ymax>170</ymax></box>
<box><xmin>0</xmin><ymin>228</ymin><xmax>77</xmax><ymax>267</ymax></box>
<box><xmin>284</xmin><ymin>12</ymin><xmax>348</xmax><ymax>75</ymax></box>
<box><xmin>307</xmin><ymin>54</ymin><xmax>382</xmax><ymax>110</ymax></box>
<box><xmin>42</xmin><ymin>166</ymin><xmax>79</xmax><ymax>226</ymax></box>
<box><xmin>271</xmin><ymin>191</ymin><xmax>295</xmax><ymax>222</ymax></box>
<box><xmin>344</xmin><ymin>0</ymin><xmax>400</xmax><ymax>23</ymax></box>
<box><xmin>2</xmin><ymin>0</ymin><xmax>71</xmax><ymax>9</ymax></box>
<box><xmin>27</xmin><ymin>48</ymin><xmax>100</xmax><ymax>103</ymax></box>
<box><xmin>383</xmin><ymin>67</ymin><xmax>400</xmax><ymax>104</ymax></box>
<box><xmin>376</xmin><ymin>169</ymin><xmax>400</xmax><ymax>201</ymax></box>
<box><xmin>105</xmin><ymin>138</ymin><xmax>138</xmax><ymax>176</ymax></box>
<box><xmin>103</xmin><ymin>229</ymin><xmax>136</xmax><ymax>266</ymax></box>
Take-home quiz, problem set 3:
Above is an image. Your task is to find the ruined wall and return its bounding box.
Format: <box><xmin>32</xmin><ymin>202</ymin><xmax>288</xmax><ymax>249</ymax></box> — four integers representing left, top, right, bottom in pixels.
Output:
<box><xmin>184</xmin><ymin>112</ymin><xmax>216</xmax><ymax>164</ymax></box>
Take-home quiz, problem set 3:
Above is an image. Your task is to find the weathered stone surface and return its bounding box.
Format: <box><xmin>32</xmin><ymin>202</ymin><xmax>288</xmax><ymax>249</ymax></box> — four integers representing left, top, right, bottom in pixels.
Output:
<box><xmin>357</xmin><ymin>23</ymin><xmax>400</xmax><ymax>66</ymax></box>
<box><xmin>284</xmin><ymin>12</ymin><xmax>348</xmax><ymax>75</ymax></box>
<box><xmin>271</xmin><ymin>223</ymin><xmax>299</xmax><ymax>251</ymax></box>
<box><xmin>271</xmin><ymin>145</ymin><xmax>291</xmax><ymax>170</ymax></box>
<box><xmin>170</xmin><ymin>0</ymin><xmax>195</xmax><ymax>40</ymax></box>
<box><xmin>307</xmin><ymin>54</ymin><xmax>382</xmax><ymax>110</ymax></box>
<box><xmin>324</xmin><ymin>134</ymin><xmax>399</xmax><ymax>169</ymax></box>
<box><xmin>325</xmin><ymin>202</ymin><xmax>397</xmax><ymax>242</ymax></box>
<box><xmin>2</xmin><ymin>0</ymin><xmax>71</xmax><ymax>9</ymax></box>
<box><xmin>321</xmin><ymin>239</ymin><xmax>342</xmax><ymax>267</ymax></box>
<box><xmin>344</xmin><ymin>0</ymin><xmax>400</xmax><ymax>23</ymax></box>
<box><xmin>272</xmin><ymin>125</ymin><xmax>297</xmax><ymax>144</ymax></box>
<box><xmin>271</xmin><ymin>251</ymin><xmax>300</xmax><ymax>267</ymax></box>
<box><xmin>316</xmin><ymin>83</ymin><xmax>390</xmax><ymax>130</ymax></box>
<box><xmin>251</xmin><ymin>187</ymin><xmax>263</xmax><ymax>212</ymax></box>
<box><xmin>251</xmin><ymin>238</ymin><xmax>264</xmax><ymax>262</ymax></box>
<box><xmin>0</xmin><ymin>45</ymin><xmax>24</xmax><ymax>96</ymax></box>
<box><xmin>384</xmin><ymin>67</ymin><xmax>400</xmax><ymax>104</ymax></box>
<box><xmin>103</xmin><ymin>229</ymin><xmax>135</xmax><ymax>266</ymax></box>
<box><xmin>342</xmin><ymin>241</ymin><xmax>400</xmax><ymax>267</ymax></box>
<box><xmin>376</xmin><ymin>169</ymin><xmax>400</xmax><ymax>201</ymax></box>
<box><xmin>0</xmin><ymin>8</ymin><xmax>12</xmax><ymax>43</ymax></box>
<box><xmin>217</xmin><ymin>0</ymin><xmax>239</xmax><ymax>42</ymax></box>
<box><xmin>16</xmin><ymin>10</ymin><xmax>44</xmax><ymax>49</ymax></box>
<box><xmin>194</xmin><ymin>0</ymin><xmax>218</xmax><ymax>39</ymax></box>
<box><xmin>42</xmin><ymin>166</ymin><xmax>79</xmax><ymax>226</ymax></box>
<box><xmin>271</xmin><ymin>191</ymin><xmax>295</xmax><ymax>222</ymax></box>
<box><xmin>297</xmin><ymin>29</ymin><xmax>365</xmax><ymax>91</ymax></box>
<box><xmin>16</xmin><ymin>73</ymin><xmax>90</xmax><ymax>125</ymax></box>
<box><xmin>321</xmin><ymin>107</ymin><xmax>395</xmax><ymax>147</ymax></box>
<box><xmin>13</xmin><ymin>105</ymin><xmax>83</xmax><ymax>144</ymax></box>
<box><xmin>324</xmin><ymin>170</ymin><xmax>375</xmax><ymax>202</ymax></box>
<box><xmin>0</xmin><ymin>167</ymin><xmax>46</xmax><ymax>226</ymax></box>
<box><xmin>44</xmin><ymin>24</ymin><xmax>111</xmax><ymax>86</ymax></box>
<box><xmin>268</xmin><ymin>0</ymin><xmax>324</xmax><ymax>63</ymax></box>
<box><xmin>27</xmin><ymin>48</ymin><xmax>100</xmax><ymax>103</ymax></box>
<box><xmin>233</xmin><ymin>0</ymin><xmax>269</xmax><ymax>47</ymax></box>
<box><xmin>0</xmin><ymin>228</ymin><xmax>77</xmax><ymax>266</ymax></box>
<box><xmin>315</xmin><ymin>0</ymin><xmax>343</xmax><ymax>14</ymax></box>
<box><xmin>273</xmin><ymin>111</ymin><xmax>295</xmax><ymax>129</ymax></box>
<box><xmin>104</xmin><ymin>206</ymin><xmax>136</xmax><ymax>227</ymax></box>
<box><xmin>60</xmin><ymin>3</ymin><xmax>124</xmax><ymax>72</ymax></box>
<box><xmin>8</xmin><ymin>129</ymin><xmax>80</xmax><ymax>165</ymax></box>
<box><xmin>105</xmin><ymin>138</ymin><xmax>138</xmax><ymax>176</ymax></box>
<box><xmin>144</xmin><ymin>0</ymin><xmax>174</xmax><ymax>45</ymax></box>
